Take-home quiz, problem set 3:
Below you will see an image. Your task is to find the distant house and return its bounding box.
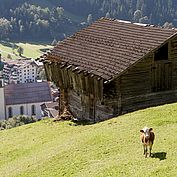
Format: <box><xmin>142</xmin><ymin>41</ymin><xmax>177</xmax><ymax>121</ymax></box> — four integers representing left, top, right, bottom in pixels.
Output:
<box><xmin>2</xmin><ymin>58</ymin><xmax>39</xmax><ymax>84</ymax></box>
<box><xmin>41</xmin><ymin>18</ymin><xmax>177</xmax><ymax>122</ymax></box>
<box><xmin>41</xmin><ymin>102</ymin><xmax>59</xmax><ymax>118</ymax></box>
<box><xmin>0</xmin><ymin>80</ymin><xmax>52</xmax><ymax>120</ymax></box>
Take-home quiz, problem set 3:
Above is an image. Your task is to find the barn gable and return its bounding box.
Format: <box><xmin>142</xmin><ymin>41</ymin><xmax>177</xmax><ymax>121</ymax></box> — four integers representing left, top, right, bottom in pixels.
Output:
<box><xmin>41</xmin><ymin>18</ymin><xmax>177</xmax><ymax>122</ymax></box>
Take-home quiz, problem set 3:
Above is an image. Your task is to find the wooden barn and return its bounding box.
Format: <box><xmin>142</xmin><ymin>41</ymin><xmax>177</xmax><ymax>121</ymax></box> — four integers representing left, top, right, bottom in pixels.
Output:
<box><xmin>41</xmin><ymin>18</ymin><xmax>177</xmax><ymax>122</ymax></box>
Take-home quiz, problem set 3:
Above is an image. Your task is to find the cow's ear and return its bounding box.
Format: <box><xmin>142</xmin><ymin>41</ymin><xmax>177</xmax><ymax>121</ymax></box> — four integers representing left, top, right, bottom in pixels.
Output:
<box><xmin>140</xmin><ymin>130</ymin><xmax>144</xmax><ymax>133</ymax></box>
<box><xmin>149</xmin><ymin>128</ymin><xmax>153</xmax><ymax>132</ymax></box>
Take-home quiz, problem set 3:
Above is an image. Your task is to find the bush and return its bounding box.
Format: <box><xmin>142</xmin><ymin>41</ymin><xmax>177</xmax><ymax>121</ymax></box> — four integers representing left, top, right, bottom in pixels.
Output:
<box><xmin>7</xmin><ymin>54</ymin><xmax>12</xmax><ymax>59</ymax></box>
<box><xmin>0</xmin><ymin>115</ymin><xmax>37</xmax><ymax>130</ymax></box>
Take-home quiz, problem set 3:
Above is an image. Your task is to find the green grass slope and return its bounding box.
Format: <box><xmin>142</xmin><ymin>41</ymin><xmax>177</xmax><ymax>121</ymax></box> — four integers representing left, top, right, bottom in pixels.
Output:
<box><xmin>0</xmin><ymin>41</ymin><xmax>52</xmax><ymax>59</ymax></box>
<box><xmin>1</xmin><ymin>103</ymin><xmax>177</xmax><ymax>177</ymax></box>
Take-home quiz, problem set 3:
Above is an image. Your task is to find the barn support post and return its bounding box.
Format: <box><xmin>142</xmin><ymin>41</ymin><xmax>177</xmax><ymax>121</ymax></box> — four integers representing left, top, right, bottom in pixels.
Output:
<box><xmin>63</xmin><ymin>88</ymin><xmax>69</xmax><ymax>111</ymax></box>
<box><xmin>93</xmin><ymin>97</ymin><xmax>96</xmax><ymax>122</ymax></box>
<box><xmin>117</xmin><ymin>77</ymin><xmax>122</xmax><ymax>115</ymax></box>
<box><xmin>43</xmin><ymin>62</ymin><xmax>52</xmax><ymax>81</ymax></box>
<box><xmin>57</xmin><ymin>87</ymin><xmax>73</xmax><ymax>120</ymax></box>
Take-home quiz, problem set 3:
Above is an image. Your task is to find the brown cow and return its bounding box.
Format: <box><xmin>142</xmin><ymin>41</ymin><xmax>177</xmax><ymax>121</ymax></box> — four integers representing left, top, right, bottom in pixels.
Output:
<box><xmin>140</xmin><ymin>127</ymin><xmax>155</xmax><ymax>158</ymax></box>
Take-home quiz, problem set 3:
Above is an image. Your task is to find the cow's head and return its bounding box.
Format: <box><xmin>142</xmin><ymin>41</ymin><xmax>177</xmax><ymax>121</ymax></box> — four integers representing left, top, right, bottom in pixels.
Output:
<box><xmin>140</xmin><ymin>127</ymin><xmax>153</xmax><ymax>138</ymax></box>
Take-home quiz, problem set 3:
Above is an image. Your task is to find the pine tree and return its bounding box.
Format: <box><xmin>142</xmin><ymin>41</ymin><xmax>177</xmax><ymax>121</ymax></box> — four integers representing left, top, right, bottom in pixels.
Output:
<box><xmin>17</xmin><ymin>46</ymin><xmax>24</xmax><ymax>57</ymax></box>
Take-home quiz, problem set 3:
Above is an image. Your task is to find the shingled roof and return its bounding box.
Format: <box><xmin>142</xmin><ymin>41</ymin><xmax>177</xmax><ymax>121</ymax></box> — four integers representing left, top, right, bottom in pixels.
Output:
<box><xmin>5</xmin><ymin>82</ymin><xmax>52</xmax><ymax>105</ymax></box>
<box><xmin>46</xmin><ymin>18</ymin><xmax>177</xmax><ymax>80</ymax></box>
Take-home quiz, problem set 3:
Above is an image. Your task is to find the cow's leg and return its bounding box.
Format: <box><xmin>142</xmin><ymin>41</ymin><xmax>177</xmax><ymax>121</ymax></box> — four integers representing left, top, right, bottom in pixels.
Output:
<box><xmin>143</xmin><ymin>144</ymin><xmax>148</xmax><ymax>157</ymax></box>
<box><xmin>143</xmin><ymin>144</ymin><xmax>146</xmax><ymax>155</ymax></box>
<box><xmin>149</xmin><ymin>142</ymin><xmax>153</xmax><ymax>157</ymax></box>
<box><xmin>144</xmin><ymin>145</ymin><xmax>148</xmax><ymax>158</ymax></box>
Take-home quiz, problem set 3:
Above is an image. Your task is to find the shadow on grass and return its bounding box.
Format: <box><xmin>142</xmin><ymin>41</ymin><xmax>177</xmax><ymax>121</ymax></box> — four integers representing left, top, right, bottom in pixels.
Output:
<box><xmin>151</xmin><ymin>152</ymin><xmax>167</xmax><ymax>160</ymax></box>
<box><xmin>69</xmin><ymin>120</ymin><xmax>95</xmax><ymax>126</ymax></box>
<box><xmin>0</xmin><ymin>40</ymin><xmax>19</xmax><ymax>48</ymax></box>
<box><xmin>39</xmin><ymin>48</ymin><xmax>51</xmax><ymax>52</ymax></box>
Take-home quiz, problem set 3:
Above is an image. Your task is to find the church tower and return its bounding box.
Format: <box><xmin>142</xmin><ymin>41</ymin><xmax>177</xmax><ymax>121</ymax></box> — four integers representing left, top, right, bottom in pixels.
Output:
<box><xmin>0</xmin><ymin>72</ymin><xmax>6</xmax><ymax>120</ymax></box>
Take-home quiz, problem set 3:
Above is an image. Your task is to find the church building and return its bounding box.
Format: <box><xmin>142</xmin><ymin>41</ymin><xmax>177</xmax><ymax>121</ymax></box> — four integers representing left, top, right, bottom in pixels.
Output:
<box><xmin>0</xmin><ymin>76</ymin><xmax>52</xmax><ymax>120</ymax></box>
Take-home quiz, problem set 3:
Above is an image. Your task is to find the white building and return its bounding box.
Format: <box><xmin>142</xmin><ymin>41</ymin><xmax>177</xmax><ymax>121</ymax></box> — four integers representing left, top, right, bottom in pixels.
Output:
<box><xmin>18</xmin><ymin>61</ymin><xmax>38</xmax><ymax>83</ymax></box>
<box><xmin>0</xmin><ymin>77</ymin><xmax>6</xmax><ymax>119</ymax></box>
<box><xmin>0</xmin><ymin>79</ymin><xmax>52</xmax><ymax>120</ymax></box>
<box><xmin>2</xmin><ymin>59</ymin><xmax>40</xmax><ymax>84</ymax></box>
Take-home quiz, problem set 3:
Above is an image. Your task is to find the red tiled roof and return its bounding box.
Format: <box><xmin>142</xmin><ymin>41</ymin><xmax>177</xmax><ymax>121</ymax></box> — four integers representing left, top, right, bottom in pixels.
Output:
<box><xmin>46</xmin><ymin>18</ymin><xmax>177</xmax><ymax>80</ymax></box>
<box><xmin>5</xmin><ymin>82</ymin><xmax>52</xmax><ymax>105</ymax></box>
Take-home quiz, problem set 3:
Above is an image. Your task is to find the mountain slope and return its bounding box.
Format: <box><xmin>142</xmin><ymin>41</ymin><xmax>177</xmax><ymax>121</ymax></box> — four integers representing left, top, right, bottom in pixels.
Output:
<box><xmin>1</xmin><ymin>103</ymin><xmax>177</xmax><ymax>176</ymax></box>
<box><xmin>1</xmin><ymin>0</ymin><xmax>177</xmax><ymax>41</ymax></box>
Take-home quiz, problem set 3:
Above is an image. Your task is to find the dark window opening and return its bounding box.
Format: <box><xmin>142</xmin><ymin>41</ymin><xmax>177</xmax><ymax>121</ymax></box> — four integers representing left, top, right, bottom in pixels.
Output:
<box><xmin>154</xmin><ymin>43</ymin><xmax>168</xmax><ymax>61</ymax></box>
<box><xmin>31</xmin><ymin>105</ymin><xmax>36</xmax><ymax>115</ymax></box>
<box><xmin>103</xmin><ymin>81</ymin><xmax>117</xmax><ymax>99</ymax></box>
<box><xmin>8</xmin><ymin>107</ymin><xmax>13</xmax><ymax>118</ymax></box>
<box><xmin>20</xmin><ymin>106</ymin><xmax>24</xmax><ymax>115</ymax></box>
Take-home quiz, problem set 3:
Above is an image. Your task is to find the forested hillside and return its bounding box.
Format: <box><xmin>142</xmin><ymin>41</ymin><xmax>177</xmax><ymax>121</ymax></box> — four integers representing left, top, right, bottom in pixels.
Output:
<box><xmin>0</xmin><ymin>0</ymin><xmax>79</xmax><ymax>41</ymax></box>
<box><xmin>60</xmin><ymin>0</ymin><xmax>177</xmax><ymax>25</ymax></box>
<box><xmin>0</xmin><ymin>0</ymin><xmax>177</xmax><ymax>41</ymax></box>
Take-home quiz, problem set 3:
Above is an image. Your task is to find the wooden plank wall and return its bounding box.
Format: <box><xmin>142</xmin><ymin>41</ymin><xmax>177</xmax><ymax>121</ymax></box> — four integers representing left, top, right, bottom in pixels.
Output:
<box><xmin>119</xmin><ymin>54</ymin><xmax>152</xmax><ymax>113</ymax></box>
<box><xmin>116</xmin><ymin>37</ymin><xmax>177</xmax><ymax>114</ymax></box>
<box><xmin>171</xmin><ymin>36</ymin><xmax>177</xmax><ymax>90</ymax></box>
<box><xmin>44</xmin><ymin>61</ymin><xmax>114</xmax><ymax>121</ymax></box>
<box><xmin>122</xmin><ymin>90</ymin><xmax>177</xmax><ymax>113</ymax></box>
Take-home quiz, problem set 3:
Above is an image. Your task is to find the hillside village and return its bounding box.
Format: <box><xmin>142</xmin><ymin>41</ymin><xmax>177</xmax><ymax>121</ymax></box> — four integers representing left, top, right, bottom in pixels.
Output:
<box><xmin>0</xmin><ymin>54</ymin><xmax>59</xmax><ymax>121</ymax></box>
<box><xmin>2</xmin><ymin>56</ymin><xmax>41</xmax><ymax>84</ymax></box>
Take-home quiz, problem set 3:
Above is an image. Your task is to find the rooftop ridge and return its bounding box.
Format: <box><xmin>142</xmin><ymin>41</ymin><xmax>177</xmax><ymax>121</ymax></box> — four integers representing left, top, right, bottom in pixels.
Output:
<box><xmin>100</xmin><ymin>17</ymin><xmax>177</xmax><ymax>31</ymax></box>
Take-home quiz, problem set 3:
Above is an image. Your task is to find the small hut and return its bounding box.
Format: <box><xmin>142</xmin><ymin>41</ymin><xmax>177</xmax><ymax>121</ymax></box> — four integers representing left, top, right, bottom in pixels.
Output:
<box><xmin>41</xmin><ymin>18</ymin><xmax>177</xmax><ymax>122</ymax></box>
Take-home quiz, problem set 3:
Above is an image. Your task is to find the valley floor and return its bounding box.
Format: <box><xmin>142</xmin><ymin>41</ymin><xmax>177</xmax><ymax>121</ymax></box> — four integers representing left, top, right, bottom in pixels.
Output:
<box><xmin>0</xmin><ymin>41</ymin><xmax>52</xmax><ymax>59</ymax></box>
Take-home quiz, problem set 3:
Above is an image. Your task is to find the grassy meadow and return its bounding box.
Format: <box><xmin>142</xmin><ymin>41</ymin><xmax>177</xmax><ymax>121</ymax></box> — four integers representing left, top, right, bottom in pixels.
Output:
<box><xmin>0</xmin><ymin>41</ymin><xmax>52</xmax><ymax>59</ymax></box>
<box><xmin>1</xmin><ymin>103</ymin><xmax>177</xmax><ymax>177</ymax></box>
